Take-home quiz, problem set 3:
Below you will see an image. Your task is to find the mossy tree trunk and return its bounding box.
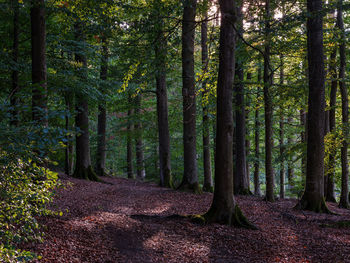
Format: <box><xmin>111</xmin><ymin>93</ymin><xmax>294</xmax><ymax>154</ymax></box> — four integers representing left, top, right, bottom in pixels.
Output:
<box><xmin>204</xmin><ymin>0</ymin><xmax>255</xmax><ymax>229</ymax></box>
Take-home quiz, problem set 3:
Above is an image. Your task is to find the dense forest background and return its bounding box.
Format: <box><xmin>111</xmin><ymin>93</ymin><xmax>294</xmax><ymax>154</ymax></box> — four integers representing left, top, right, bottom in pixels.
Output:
<box><xmin>0</xmin><ymin>0</ymin><xmax>350</xmax><ymax>261</ymax></box>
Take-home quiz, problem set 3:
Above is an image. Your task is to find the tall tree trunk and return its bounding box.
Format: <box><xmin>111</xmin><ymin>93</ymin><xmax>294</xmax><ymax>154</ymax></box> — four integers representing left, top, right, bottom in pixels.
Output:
<box><xmin>72</xmin><ymin>22</ymin><xmax>98</xmax><ymax>181</ymax></box>
<box><xmin>155</xmin><ymin>23</ymin><xmax>173</xmax><ymax>188</ymax></box>
<box><xmin>337</xmin><ymin>0</ymin><xmax>349</xmax><ymax>208</ymax></box>
<box><xmin>325</xmin><ymin>47</ymin><xmax>337</xmax><ymax>202</ymax></box>
<box><xmin>254</xmin><ymin>66</ymin><xmax>262</xmax><ymax>196</ymax></box>
<box><xmin>96</xmin><ymin>36</ymin><xmax>108</xmax><ymax>177</ymax></box>
<box><xmin>300</xmin><ymin>109</ymin><xmax>307</xmax><ymax>178</ymax></box>
<box><xmin>204</xmin><ymin>0</ymin><xmax>254</xmax><ymax>228</ymax></box>
<box><xmin>65</xmin><ymin>92</ymin><xmax>74</xmax><ymax>176</ymax></box>
<box><xmin>180</xmin><ymin>0</ymin><xmax>200</xmax><ymax>192</ymax></box>
<box><xmin>287</xmin><ymin>116</ymin><xmax>294</xmax><ymax>190</ymax></box>
<box><xmin>10</xmin><ymin>0</ymin><xmax>19</xmax><ymax>126</ymax></box>
<box><xmin>31</xmin><ymin>0</ymin><xmax>47</xmax><ymax>125</ymax></box>
<box><xmin>279</xmin><ymin>56</ymin><xmax>285</xmax><ymax>199</ymax></box>
<box><xmin>201</xmin><ymin>11</ymin><xmax>213</xmax><ymax>192</ymax></box>
<box><xmin>127</xmin><ymin>94</ymin><xmax>134</xmax><ymax>179</ymax></box>
<box><xmin>298</xmin><ymin>0</ymin><xmax>329</xmax><ymax>212</ymax></box>
<box><xmin>246</xmin><ymin>72</ymin><xmax>252</xmax><ymax>193</ymax></box>
<box><xmin>135</xmin><ymin>94</ymin><xmax>146</xmax><ymax>180</ymax></box>
<box><xmin>234</xmin><ymin>65</ymin><xmax>249</xmax><ymax>194</ymax></box>
<box><xmin>263</xmin><ymin>0</ymin><xmax>274</xmax><ymax>202</ymax></box>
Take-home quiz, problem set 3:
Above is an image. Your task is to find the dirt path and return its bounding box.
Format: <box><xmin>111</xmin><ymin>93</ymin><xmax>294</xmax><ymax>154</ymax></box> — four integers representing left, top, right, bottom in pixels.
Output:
<box><xmin>25</xmin><ymin>176</ymin><xmax>350</xmax><ymax>262</ymax></box>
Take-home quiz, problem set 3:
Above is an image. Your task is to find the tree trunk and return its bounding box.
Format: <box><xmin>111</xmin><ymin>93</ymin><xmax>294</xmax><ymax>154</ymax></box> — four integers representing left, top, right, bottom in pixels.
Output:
<box><xmin>254</xmin><ymin>66</ymin><xmax>262</xmax><ymax>196</ymax></box>
<box><xmin>300</xmin><ymin>109</ymin><xmax>307</xmax><ymax>178</ymax></box>
<box><xmin>127</xmin><ymin>94</ymin><xmax>134</xmax><ymax>179</ymax></box>
<box><xmin>287</xmin><ymin>116</ymin><xmax>294</xmax><ymax>190</ymax></box>
<box><xmin>65</xmin><ymin>92</ymin><xmax>74</xmax><ymax>176</ymax></box>
<box><xmin>72</xmin><ymin>22</ymin><xmax>98</xmax><ymax>181</ymax></box>
<box><xmin>201</xmin><ymin>11</ymin><xmax>213</xmax><ymax>192</ymax></box>
<box><xmin>31</xmin><ymin>0</ymin><xmax>47</xmax><ymax>125</ymax></box>
<box><xmin>180</xmin><ymin>0</ymin><xmax>200</xmax><ymax>192</ymax></box>
<box><xmin>10</xmin><ymin>0</ymin><xmax>19</xmax><ymax>126</ymax></box>
<box><xmin>96</xmin><ymin>36</ymin><xmax>108</xmax><ymax>177</ymax></box>
<box><xmin>337</xmin><ymin>0</ymin><xmax>349</xmax><ymax>208</ymax></box>
<box><xmin>279</xmin><ymin>56</ymin><xmax>285</xmax><ymax>199</ymax></box>
<box><xmin>298</xmin><ymin>0</ymin><xmax>329</xmax><ymax>212</ymax></box>
<box><xmin>234</xmin><ymin>64</ymin><xmax>249</xmax><ymax>195</ymax></box>
<box><xmin>263</xmin><ymin>0</ymin><xmax>274</xmax><ymax>202</ymax></box>
<box><xmin>135</xmin><ymin>94</ymin><xmax>146</xmax><ymax>180</ymax></box>
<box><xmin>155</xmin><ymin>26</ymin><xmax>173</xmax><ymax>188</ymax></box>
<box><xmin>325</xmin><ymin>47</ymin><xmax>337</xmax><ymax>202</ymax></box>
<box><xmin>203</xmin><ymin>0</ymin><xmax>255</xmax><ymax>229</ymax></box>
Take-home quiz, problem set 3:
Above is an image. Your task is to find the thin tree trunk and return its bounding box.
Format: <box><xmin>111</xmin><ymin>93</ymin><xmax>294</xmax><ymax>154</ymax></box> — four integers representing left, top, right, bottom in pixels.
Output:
<box><xmin>279</xmin><ymin>56</ymin><xmax>285</xmax><ymax>199</ymax></box>
<box><xmin>155</xmin><ymin>22</ymin><xmax>173</xmax><ymax>188</ymax></box>
<box><xmin>180</xmin><ymin>0</ymin><xmax>200</xmax><ymax>192</ymax></box>
<box><xmin>325</xmin><ymin>46</ymin><xmax>337</xmax><ymax>202</ymax></box>
<box><xmin>300</xmin><ymin>109</ymin><xmax>307</xmax><ymax>178</ymax></box>
<box><xmin>246</xmin><ymin>72</ymin><xmax>252</xmax><ymax>193</ymax></box>
<box><xmin>10</xmin><ymin>0</ymin><xmax>19</xmax><ymax>126</ymax></box>
<box><xmin>31</xmin><ymin>0</ymin><xmax>47</xmax><ymax>125</ymax></box>
<box><xmin>135</xmin><ymin>94</ymin><xmax>146</xmax><ymax>180</ymax></box>
<box><xmin>298</xmin><ymin>0</ymin><xmax>329</xmax><ymax>212</ymax></box>
<box><xmin>287</xmin><ymin>116</ymin><xmax>294</xmax><ymax>190</ymax></box>
<box><xmin>263</xmin><ymin>0</ymin><xmax>274</xmax><ymax>202</ymax></box>
<box><xmin>254</xmin><ymin>66</ymin><xmax>262</xmax><ymax>196</ymax></box>
<box><xmin>96</xmin><ymin>36</ymin><xmax>108</xmax><ymax>177</ymax></box>
<box><xmin>65</xmin><ymin>92</ymin><xmax>74</xmax><ymax>176</ymax></box>
<box><xmin>337</xmin><ymin>0</ymin><xmax>349</xmax><ymax>208</ymax></box>
<box><xmin>201</xmin><ymin>11</ymin><xmax>213</xmax><ymax>192</ymax></box>
<box><xmin>72</xmin><ymin>22</ymin><xmax>98</xmax><ymax>181</ymax></box>
<box><xmin>204</xmin><ymin>0</ymin><xmax>255</xmax><ymax>228</ymax></box>
<box><xmin>127</xmin><ymin>94</ymin><xmax>134</xmax><ymax>179</ymax></box>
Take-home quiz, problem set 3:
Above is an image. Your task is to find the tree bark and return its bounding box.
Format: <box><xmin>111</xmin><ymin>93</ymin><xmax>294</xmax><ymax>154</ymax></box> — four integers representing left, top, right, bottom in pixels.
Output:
<box><xmin>155</xmin><ymin>24</ymin><xmax>173</xmax><ymax>188</ymax></box>
<box><xmin>31</xmin><ymin>0</ymin><xmax>47</xmax><ymax>125</ymax></box>
<box><xmin>135</xmin><ymin>94</ymin><xmax>146</xmax><ymax>180</ymax></box>
<box><xmin>65</xmin><ymin>92</ymin><xmax>74</xmax><ymax>176</ymax></box>
<box><xmin>127</xmin><ymin>94</ymin><xmax>134</xmax><ymax>179</ymax></box>
<box><xmin>72</xmin><ymin>22</ymin><xmax>98</xmax><ymax>181</ymax></box>
<box><xmin>96</xmin><ymin>36</ymin><xmax>108</xmax><ymax>177</ymax></box>
<box><xmin>10</xmin><ymin>0</ymin><xmax>19</xmax><ymax>126</ymax></box>
<box><xmin>180</xmin><ymin>0</ymin><xmax>200</xmax><ymax>192</ymax></box>
<box><xmin>279</xmin><ymin>56</ymin><xmax>285</xmax><ymax>199</ymax></box>
<box><xmin>263</xmin><ymin>0</ymin><xmax>274</xmax><ymax>202</ymax></box>
<box><xmin>254</xmin><ymin>66</ymin><xmax>262</xmax><ymax>196</ymax></box>
<box><xmin>201</xmin><ymin>11</ymin><xmax>213</xmax><ymax>192</ymax></box>
<box><xmin>298</xmin><ymin>0</ymin><xmax>329</xmax><ymax>212</ymax></box>
<box><xmin>203</xmin><ymin>0</ymin><xmax>255</xmax><ymax>229</ymax></box>
<box><xmin>337</xmin><ymin>0</ymin><xmax>349</xmax><ymax>208</ymax></box>
<box><xmin>287</xmin><ymin>116</ymin><xmax>294</xmax><ymax>190</ymax></box>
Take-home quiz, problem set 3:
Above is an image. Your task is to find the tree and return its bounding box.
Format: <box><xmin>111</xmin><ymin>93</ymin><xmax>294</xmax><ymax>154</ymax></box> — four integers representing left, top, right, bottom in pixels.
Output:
<box><xmin>201</xmin><ymin>2</ymin><xmax>213</xmax><ymax>192</ymax></box>
<box><xmin>263</xmin><ymin>0</ymin><xmax>274</xmax><ymax>202</ymax></box>
<box><xmin>154</xmin><ymin>1</ymin><xmax>173</xmax><ymax>188</ymax></box>
<box><xmin>127</xmin><ymin>93</ymin><xmax>134</xmax><ymax>179</ymax></box>
<box><xmin>96</xmin><ymin>35</ymin><xmax>109</xmax><ymax>177</ymax></box>
<box><xmin>179</xmin><ymin>0</ymin><xmax>200</xmax><ymax>192</ymax></box>
<box><xmin>254</xmin><ymin>66</ymin><xmax>262</xmax><ymax>196</ymax></box>
<box><xmin>135</xmin><ymin>93</ymin><xmax>146</xmax><ymax>180</ymax></box>
<box><xmin>203</xmin><ymin>0</ymin><xmax>255</xmax><ymax>228</ymax></box>
<box><xmin>72</xmin><ymin>21</ymin><xmax>99</xmax><ymax>181</ymax></box>
<box><xmin>337</xmin><ymin>0</ymin><xmax>349</xmax><ymax>208</ymax></box>
<box><xmin>298</xmin><ymin>0</ymin><xmax>329</xmax><ymax>212</ymax></box>
<box><xmin>31</xmin><ymin>0</ymin><xmax>47</xmax><ymax>125</ymax></box>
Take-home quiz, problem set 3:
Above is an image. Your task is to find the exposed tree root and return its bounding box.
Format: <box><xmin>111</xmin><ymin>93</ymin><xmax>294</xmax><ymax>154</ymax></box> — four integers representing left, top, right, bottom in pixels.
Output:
<box><xmin>73</xmin><ymin>166</ymin><xmax>111</xmax><ymax>184</ymax></box>
<box><xmin>202</xmin><ymin>185</ymin><xmax>214</xmax><ymax>193</ymax></box>
<box><xmin>294</xmin><ymin>197</ymin><xmax>334</xmax><ymax>214</ymax></box>
<box><xmin>177</xmin><ymin>182</ymin><xmax>202</xmax><ymax>194</ymax></box>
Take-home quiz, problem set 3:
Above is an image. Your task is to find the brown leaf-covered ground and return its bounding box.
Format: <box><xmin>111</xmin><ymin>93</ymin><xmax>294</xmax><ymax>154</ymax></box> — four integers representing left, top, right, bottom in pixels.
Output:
<box><xmin>25</xmin><ymin>175</ymin><xmax>350</xmax><ymax>263</ymax></box>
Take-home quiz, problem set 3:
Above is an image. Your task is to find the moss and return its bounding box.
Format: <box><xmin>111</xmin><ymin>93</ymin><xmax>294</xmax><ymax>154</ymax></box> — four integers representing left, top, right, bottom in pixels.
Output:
<box><xmin>189</xmin><ymin>214</ymin><xmax>206</xmax><ymax>225</ymax></box>
<box><xmin>295</xmin><ymin>197</ymin><xmax>334</xmax><ymax>214</ymax></box>
<box><xmin>202</xmin><ymin>185</ymin><xmax>214</xmax><ymax>193</ymax></box>
<box><xmin>178</xmin><ymin>182</ymin><xmax>202</xmax><ymax>194</ymax></box>
<box><xmin>231</xmin><ymin>205</ymin><xmax>258</xmax><ymax>229</ymax></box>
<box><xmin>73</xmin><ymin>165</ymin><xmax>104</xmax><ymax>183</ymax></box>
<box><xmin>236</xmin><ymin>188</ymin><xmax>253</xmax><ymax>196</ymax></box>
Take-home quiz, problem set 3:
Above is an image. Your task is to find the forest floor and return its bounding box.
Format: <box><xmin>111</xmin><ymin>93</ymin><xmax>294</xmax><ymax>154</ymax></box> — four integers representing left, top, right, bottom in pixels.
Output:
<box><xmin>24</xmin><ymin>175</ymin><xmax>350</xmax><ymax>263</ymax></box>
